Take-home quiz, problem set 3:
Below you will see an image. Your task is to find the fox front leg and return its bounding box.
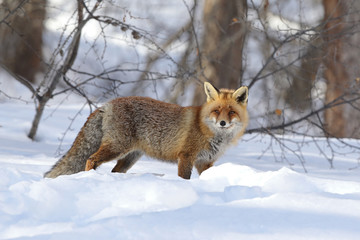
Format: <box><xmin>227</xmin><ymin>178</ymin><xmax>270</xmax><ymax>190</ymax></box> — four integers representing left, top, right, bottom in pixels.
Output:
<box><xmin>195</xmin><ymin>161</ymin><xmax>214</xmax><ymax>175</ymax></box>
<box><xmin>177</xmin><ymin>152</ymin><xmax>195</xmax><ymax>179</ymax></box>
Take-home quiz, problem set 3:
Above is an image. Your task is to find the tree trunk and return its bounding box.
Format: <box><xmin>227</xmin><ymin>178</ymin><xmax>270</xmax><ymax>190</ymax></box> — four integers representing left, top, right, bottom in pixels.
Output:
<box><xmin>193</xmin><ymin>0</ymin><xmax>248</xmax><ymax>105</ymax></box>
<box><xmin>322</xmin><ymin>0</ymin><xmax>348</xmax><ymax>138</ymax></box>
<box><xmin>0</xmin><ymin>0</ymin><xmax>46</xmax><ymax>83</ymax></box>
<box><xmin>340</xmin><ymin>1</ymin><xmax>360</xmax><ymax>139</ymax></box>
<box><xmin>285</xmin><ymin>37</ymin><xmax>324</xmax><ymax>110</ymax></box>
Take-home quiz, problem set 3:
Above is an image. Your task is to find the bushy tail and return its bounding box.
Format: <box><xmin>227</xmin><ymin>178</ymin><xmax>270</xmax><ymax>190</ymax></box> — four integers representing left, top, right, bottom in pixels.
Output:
<box><xmin>44</xmin><ymin>108</ymin><xmax>104</xmax><ymax>178</ymax></box>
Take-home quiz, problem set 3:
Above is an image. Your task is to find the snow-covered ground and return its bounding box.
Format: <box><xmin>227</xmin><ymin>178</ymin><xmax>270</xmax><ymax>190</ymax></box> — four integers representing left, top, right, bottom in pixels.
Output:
<box><xmin>0</xmin><ymin>101</ymin><xmax>360</xmax><ymax>240</ymax></box>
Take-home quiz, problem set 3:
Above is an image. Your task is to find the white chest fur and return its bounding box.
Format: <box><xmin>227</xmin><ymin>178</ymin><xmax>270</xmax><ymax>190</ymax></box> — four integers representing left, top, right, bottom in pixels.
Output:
<box><xmin>196</xmin><ymin>133</ymin><xmax>233</xmax><ymax>163</ymax></box>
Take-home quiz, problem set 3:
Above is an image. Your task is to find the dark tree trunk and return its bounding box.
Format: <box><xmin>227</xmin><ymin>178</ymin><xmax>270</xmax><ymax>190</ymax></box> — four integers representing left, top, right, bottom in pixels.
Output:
<box><xmin>193</xmin><ymin>0</ymin><xmax>248</xmax><ymax>105</ymax></box>
<box><xmin>322</xmin><ymin>0</ymin><xmax>348</xmax><ymax>138</ymax></box>
<box><xmin>0</xmin><ymin>0</ymin><xmax>46</xmax><ymax>83</ymax></box>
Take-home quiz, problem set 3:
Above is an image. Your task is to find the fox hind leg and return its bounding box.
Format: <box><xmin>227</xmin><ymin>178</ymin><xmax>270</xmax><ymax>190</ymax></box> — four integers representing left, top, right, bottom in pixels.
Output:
<box><xmin>85</xmin><ymin>143</ymin><xmax>129</xmax><ymax>171</ymax></box>
<box><xmin>111</xmin><ymin>151</ymin><xmax>143</xmax><ymax>173</ymax></box>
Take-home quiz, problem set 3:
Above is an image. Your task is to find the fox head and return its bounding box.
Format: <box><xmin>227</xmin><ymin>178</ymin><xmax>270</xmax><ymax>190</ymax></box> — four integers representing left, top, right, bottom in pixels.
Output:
<box><xmin>202</xmin><ymin>82</ymin><xmax>249</xmax><ymax>135</ymax></box>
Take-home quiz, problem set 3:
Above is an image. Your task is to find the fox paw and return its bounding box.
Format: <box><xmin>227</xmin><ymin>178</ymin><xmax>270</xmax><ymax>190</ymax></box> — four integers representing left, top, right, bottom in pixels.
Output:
<box><xmin>85</xmin><ymin>160</ymin><xmax>95</xmax><ymax>171</ymax></box>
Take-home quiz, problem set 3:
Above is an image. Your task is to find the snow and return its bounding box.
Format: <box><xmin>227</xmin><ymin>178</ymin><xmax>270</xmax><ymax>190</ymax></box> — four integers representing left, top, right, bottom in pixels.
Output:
<box><xmin>0</xmin><ymin>102</ymin><xmax>360</xmax><ymax>240</ymax></box>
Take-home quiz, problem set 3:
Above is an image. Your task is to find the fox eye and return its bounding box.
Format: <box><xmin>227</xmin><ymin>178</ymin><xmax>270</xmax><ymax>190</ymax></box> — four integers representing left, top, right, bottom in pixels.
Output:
<box><xmin>229</xmin><ymin>111</ymin><xmax>235</xmax><ymax>115</ymax></box>
<box><xmin>213</xmin><ymin>110</ymin><xmax>220</xmax><ymax>114</ymax></box>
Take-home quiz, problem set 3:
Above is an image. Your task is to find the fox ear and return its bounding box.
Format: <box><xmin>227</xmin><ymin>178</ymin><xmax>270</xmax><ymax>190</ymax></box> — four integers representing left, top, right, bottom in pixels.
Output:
<box><xmin>232</xmin><ymin>86</ymin><xmax>248</xmax><ymax>104</ymax></box>
<box><xmin>204</xmin><ymin>82</ymin><xmax>220</xmax><ymax>102</ymax></box>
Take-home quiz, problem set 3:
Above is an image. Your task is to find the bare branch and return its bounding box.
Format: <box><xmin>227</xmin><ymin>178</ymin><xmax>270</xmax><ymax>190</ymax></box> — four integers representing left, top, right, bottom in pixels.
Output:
<box><xmin>246</xmin><ymin>93</ymin><xmax>360</xmax><ymax>134</ymax></box>
<box><xmin>0</xmin><ymin>61</ymin><xmax>40</xmax><ymax>101</ymax></box>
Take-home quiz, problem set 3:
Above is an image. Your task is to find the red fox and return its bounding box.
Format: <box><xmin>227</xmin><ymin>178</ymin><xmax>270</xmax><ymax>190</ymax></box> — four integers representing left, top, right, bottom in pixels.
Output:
<box><xmin>44</xmin><ymin>82</ymin><xmax>249</xmax><ymax>179</ymax></box>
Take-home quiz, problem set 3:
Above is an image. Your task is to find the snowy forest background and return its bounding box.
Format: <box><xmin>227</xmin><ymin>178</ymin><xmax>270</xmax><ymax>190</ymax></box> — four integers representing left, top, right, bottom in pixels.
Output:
<box><xmin>1</xmin><ymin>0</ymin><xmax>360</xmax><ymax>140</ymax></box>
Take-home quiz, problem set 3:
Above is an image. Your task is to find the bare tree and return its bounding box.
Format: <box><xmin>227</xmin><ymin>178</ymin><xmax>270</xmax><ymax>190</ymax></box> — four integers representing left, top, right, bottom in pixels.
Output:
<box><xmin>27</xmin><ymin>0</ymin><xmax>97</xmax><ymax>140</ymax></box>
<box><xmin>282</xmin><ymin>0</ymin><xmax>358</xmax><ymax>138</ymax></box>
<box><xmin>244</xmin><ymin>0</ymin><xmax>360</xmax><ymax>169</ymax></box>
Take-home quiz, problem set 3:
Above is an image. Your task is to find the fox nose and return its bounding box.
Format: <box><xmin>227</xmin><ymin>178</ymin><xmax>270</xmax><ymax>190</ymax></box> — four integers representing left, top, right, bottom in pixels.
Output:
<box><xmin>220</xmin><ymin>120</ymin><xmax>226</xmax><ymax>127</ymax></box>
